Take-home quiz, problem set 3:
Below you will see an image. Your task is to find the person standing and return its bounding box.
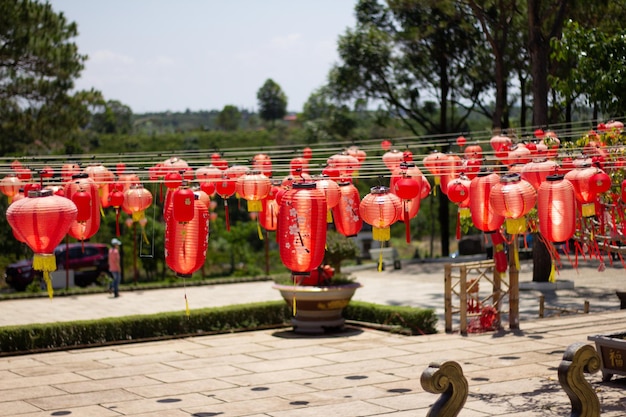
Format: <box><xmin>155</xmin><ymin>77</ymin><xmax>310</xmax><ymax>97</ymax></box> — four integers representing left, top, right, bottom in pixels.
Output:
<box><xmin>109</xmin><ymin>238</ymin><xmax>122</xmax><ymax>298</ymax></box>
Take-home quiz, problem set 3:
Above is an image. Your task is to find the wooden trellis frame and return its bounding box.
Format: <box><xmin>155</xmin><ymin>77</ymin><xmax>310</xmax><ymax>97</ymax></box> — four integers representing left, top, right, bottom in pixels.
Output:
<box><xmin>444</xmin><ymin>260</ymin><xmax>509</xmax><ymax>335</ymax></box>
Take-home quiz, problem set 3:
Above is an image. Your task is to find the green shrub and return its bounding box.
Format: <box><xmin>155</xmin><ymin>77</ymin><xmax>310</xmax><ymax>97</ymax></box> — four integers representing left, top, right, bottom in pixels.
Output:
<box><xmin>0</xmin><ymin>301</ymin><xmax>437</xmax><ymax>356</ymax></box>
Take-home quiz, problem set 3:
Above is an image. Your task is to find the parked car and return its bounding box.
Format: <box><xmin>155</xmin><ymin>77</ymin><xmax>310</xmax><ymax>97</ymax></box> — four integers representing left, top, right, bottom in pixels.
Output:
<box><xmin>4</xmin><ymin>243</ymin><xmax>110</xmax><ymax>291</ymax></box>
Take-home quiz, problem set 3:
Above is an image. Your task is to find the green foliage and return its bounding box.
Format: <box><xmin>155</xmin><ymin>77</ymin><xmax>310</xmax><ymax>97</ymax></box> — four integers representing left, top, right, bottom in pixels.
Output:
<box><xmin>324</xmin><ymin>230</ymin><xmax>360</xmax><ymax>273</ymax></box>
<box><xmin>0</xmin><ymin>0</ymin><xmax>102</xmax><ymax>156</ymax></box>
<box><xmin>257</xmin><ymin>79</ymin><xmax>287</xmax><ymax>126</ymax></box>
<box><xmin>90</xmin><ymin>100</ymin><xmax>133</xmax><ymax>134</ymax></box>
<box><xmin>0</xmin><ymin>300</ymin><xmax>437</xmax><ymax>355</ymax></box>
<box><xmin>344</xmin><ymin>301</ymin><xmax>438</xmax><ymax>335</ymax></box>
<box><xmin>216</xmin><ymin>105</ymin><xmax>242</xmax><ymax>131</ymax></box>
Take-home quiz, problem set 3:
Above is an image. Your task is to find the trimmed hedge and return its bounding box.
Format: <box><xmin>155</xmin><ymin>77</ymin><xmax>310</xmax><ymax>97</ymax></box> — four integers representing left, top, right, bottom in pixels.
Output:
<box><xmin>0</xmin><ymin>301</ymin><xmax>437</xmax><ymax>356</ymax></box>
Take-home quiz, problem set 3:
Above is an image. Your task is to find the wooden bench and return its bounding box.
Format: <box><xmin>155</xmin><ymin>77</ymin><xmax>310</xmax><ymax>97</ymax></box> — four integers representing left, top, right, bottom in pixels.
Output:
<box><xmin>369</xmin><ymin>247</ymin><xmax>401</xmax><ymax>270</ymax></box>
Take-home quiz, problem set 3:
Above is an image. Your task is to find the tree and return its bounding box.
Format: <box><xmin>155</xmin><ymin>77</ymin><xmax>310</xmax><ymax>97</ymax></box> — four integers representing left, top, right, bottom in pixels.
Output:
<box><xmin>0</xmin><ymin>0</ymin><xmax>102</xmax><ymax>155</ymax></box>
<box><xmin>327</xmin><ymin>0</ymin><xmax>492</xmax><ymax>256</ymax></box>
<box><xmin>90</xmin><ymin>100</ymin><xmax>133</xmax><ymax>134</ymax></box>
<box><xmin>256</xmin><ymin>79</ymin><xmax>287</xmax><ymax>127</ymax></box>
<box><xmin>216</xmin><ymin>105</ymin><xmax>242</xmax><ymax>131</ymax></box>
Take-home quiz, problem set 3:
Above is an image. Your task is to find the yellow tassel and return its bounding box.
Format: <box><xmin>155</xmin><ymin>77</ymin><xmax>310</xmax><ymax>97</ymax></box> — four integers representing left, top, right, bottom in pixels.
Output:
<box><xmin>132</xmin><ymin>210</ymin><xmax>145</xmax><ymax>222</ymax></box>
<box><xmin>185</xmin><ymin>294</ymin><xmax>190</xmax><ymax>317</ymax></box>
<box><xmin>247</xmin><ymin>200</ymin><xmax>262</xmax><ymax>212</ymax></box>
<box><xmin>33</xmin><ymin>254</ymin><xmax>56</xmax><ymax>299</ymax></box>
<box><xmin>378</xmin><ymin>248</ymin><xmax>383</xmax><ymax>272</ymax></box>
<box><xmin>141</xmin><ymin>228</ymin><xmax>150</xmax><ymax>245</ymax></box>
<box><xmin>257</xmin><ymin>221</ymin><xmax>263</xmax><ymax>240</ymax></box>
<box><xmin>549</xmin><ymin>262</ymin><xmax>556</xmax><ymax>283</ymax></box>
<box><xmin>327</xmin><ymin>210</ymin><xmax>333</xmax><ymax>223</ymax></box>
<box><xmin>514</xmin><ymin>249</ymin><xmax>520</xmax><ymax>271</ymax></box>
<box><xmin>43</xmin><ymin>271</ymin><xmax>53</xmax><ymax>299</ymax></box>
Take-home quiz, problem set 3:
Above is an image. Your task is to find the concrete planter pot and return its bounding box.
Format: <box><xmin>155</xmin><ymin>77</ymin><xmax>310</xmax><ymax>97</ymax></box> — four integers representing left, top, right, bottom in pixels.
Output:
<box><xmin>273</xmin><ymin>282</ymin><xmax>362</xmax><ymax>334</ymax></box>
<box><xmin>588</xmin><ymin>333</ymin><xmax>626</xmax><ymax>381</ymax></box>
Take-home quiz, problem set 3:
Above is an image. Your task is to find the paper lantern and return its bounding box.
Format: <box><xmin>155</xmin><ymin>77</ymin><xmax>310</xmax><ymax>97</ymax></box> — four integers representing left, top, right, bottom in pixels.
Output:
<box><xmin>538</xmin><ymin>175</ymin><xmax>575</xmax><ymax>243</ymax></box>
<box><xmin>381</xmin><ymin>139</ymin><xmax>392</xmax><ymax>150</ymax></box>
<box><xmin>490</xmin><ymin>134</ymin><xmax>512</xmax><ymax>152</ymax></box>
<box><xmin>237</xmin><ymin>171</ymin><xmax>271</xmax><ymax>212</ymax></box>
<box><xmin>464</xmin><ymin>144</ymin><xmax>483</xmax><ymax>160</ymax></box>
<box><xmin>165</xmin><ymin>194</ymin><xmax>209</xmax><ymax>278</ymax></box>
<box><xmin>521</xmin><ymin>158</ymin><xmax>559</xmax><ymax>190</ymax></box>
<box><xmin>316</xmin><ymin>176</ymin><xmax>340</xmax><ymax>223</ymax></box>
<box><xmin>289</xmin><ymin>157</ymin><xmax>309</xmax><ymax>176</ymax></box>
<box><xmin>423</xmin><ymin>151</ymin><xmax>445</xmax><ymax>188</ymax></box>
<box><xmin>391</xmin><ymin>170</ymin><xmax>421</xmax><ymax>243</ymax></box>
<box><xmin>439</xmin><ymin>153</ymin><xmax>463</xmax><ymax>195</ymax></box>
<box><xmin>252</xmin><ymin>153</ymin><xmax>273</xmax><ymax>177</ymax></box>
<box><xmin>332</xmin><ymin>181</ymin><xmax>363</xmax><ymax>237</ymax></box>
<box><xmin>564</xmin><ymin>165</ymin><xmax>598</xmax><ymax>217</ymax></box>
<box><xmin>507</xmin><ymin>144</ymin><xmax>532</xmax><ymax>166</ymax></box>
<box><xmin>6</xmin><ymin>189</ymin><xmax>77</xmax><ymax>297</ymax></box>
<box><xmin>359</xmin><ymin>186</ymin><xmax>401</xmax><ymax>242</ymax></box>
<box><xmin>469</xmin><ymin>171</ymin><xmax>504</xmax><ymax>233</ymax></box>
<box><xmin>390</xmin><ymin>162</ymin><xmax>426</xmax><ymax>222</ymax></box>
<box><xmin>382</xmin><ymin>149</ymin><xmax>404</xmax><ymax>172</ymax></box>
<box><xmin>446</xmin><ymin>175</ymin><xmax>472</xmax><ymax>239</ymax></box>
<box><xmin>260</xmin><ymin>193</ymin><xmax>280</xmax><ymax>231</ymax></box>
<box><xmin>65</xmin><ymin>174</ymin><xmax>101</xmax><ymax>242</ymax></box>
<box><xmin>123</xmin><ymin>184</ymin><xmax>153</xmax><ymax>222</ymax></box>
<box><xmin>302</xmin><ymin>147</ymin><xmax>313</xmax><ymax>160</ymax></box>
<box><xmin>0</xmin><ymin>174</ymin><xmax>21</xmax><ymax>203</ymax></box>
<box><xmin>172</xmin><ymin>185</ymin><xmax>195</xmax><ymax>223</ymax></box>
<box><xmin>489</xmin><ymin>173</ymin><xmax>537</xmax><ymax>234</ymax></box>
<box><xmin>456</xmin><ymin>136</ymin><xmax>467</xmax><ymax>148</ymax></box>
<box><xmin>327</xmin><ymin>152</ymin><xmax>359</xmax><ymax>180</ymax></box>
<box><xmin>196</xmin><ymin>165</ymin><xmax>223</xmax><ymax>184</ymax></box>
<box><xmin>215</xmin><ymin>174</ymin><xmax>237</xmax><ymax>231</ymax></box>
<box><xmin>278</xmin><ymin>182</ymin><xmax>327</xmax><ymax>275</ymax></box>
<box><xmin>108</xmin><ymin>185</ymin><xmax>125</xmax><ymax>236</ymax></box>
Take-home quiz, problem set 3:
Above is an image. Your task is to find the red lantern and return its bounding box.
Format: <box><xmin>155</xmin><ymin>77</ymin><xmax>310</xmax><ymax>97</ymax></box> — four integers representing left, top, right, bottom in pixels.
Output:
<box><xmin>589</xmin><ymin>171</ymin><xmax>612</xmax><ymax>195</ymax></box>
<box><xmin>521</xmin><ymin>158</ymin><xmax>559</xmax><ymax>190</ymax></box>
<box><xmin>72</xmin><ymin>190</ymin><xmax>91</xmax><ymax>222</ymax></box>
<box><xmin>507</xmin><ymin>144</ymin><xmax>532</xmax><ymax>166</ymax></box>
<box><xmin>65</xmin><ymin>174</ymin><xmax>101</xmax><ymax>242</ymax></box>
<box><xmin>381</xmin><ymin>139</ymin><xmax>392</xmax><ymax>150</ymax></box>
<box><xmin>196</xmin><ymin>165</ymin><xmax>223</xmax><ymax>184</ymax></box>
<box><xmin>489</xmin><ymin>173</ymin><xmax>537</xmax><ymax>234</ymax></box>
<box><xmin>327</xmin><ymin>152</ymin><xmax>359</xmax><ymax>180</ymax></box>
<box><xmin>392</xmin><ymin>171</ymin><xmax>421</xmax><ymax>243</ymax></box>
<box><xmin>423</xmin><ymin>151</ymin><xmax>445</xmax><ymax>189</ymax></box>
<box><xmin>538</xmin><ymin>175</ymin><xmax>576</xmax><ymax>243</ymax></box>
<box><xmin>456</xmin><ymin>136</ymin><xmax>467</xmax><ymax>148</ymax></box>
<box><xmin>165</xmin><ymin>194</ymin><xmax>209</xmax><ymax>277</ymax></box>
<box><xmin>0</xmin><ymin>174</ymin><xmax>21</xmax><ymax>203</ymax></box>
<box><xmin>316</xmin><ymin>176</ymin><xmax>340</xmax><ymax>223</ymax></box>
<box><xmin>165</xmin><ymin>172</ymin><xmax>183</xmax><ymax>190</ymax></box>
<box><xmin>302</xmin><ymin>147</ymin><xmax>313</xmax><ymax>160</ymax></box>
<box><xmin>237</xmin><ymin>171</ymin><xmax>271</xmax><ymax>212</ymax></box>
<box><xmin>278</xmin><ymin>182</ymin><xmax>327</xmax><ymax>275</ymax></box>
<box><xmin>382</xmin><ymin>149</ymin><xmax>404</xmax><ymax>172</ymax></box>
<box><xmin>332</xmin><ymin>182</ymin><xmax>363</xmax><ymax>237</ymax></box>
<box><xmin>446</xmin><ymin>175</ymin><xmax>472</xmax><ymax>239</ymax></box>
<box><xmin>109</xmin><ymin>187</ymin><xmax>125</xmax><ymax>237</ymax></box>
<box><xmin>6</xmin><ymin>189</ymin><xmax>77</xmax><ymax>297</ymax></box>
<box><xmin>359</xmin><ymin>186</ymin><xmax>402</xmax><ymax>242</ymax></box>
<box><xmin>490</xmin><ymin>134</ymin><xmax>512</xmax><ymax>152</ymax></box>
<box><xmin>464</xmin><ymin>144</ymin><xmax>483</xmax><ymax>160</ymax></box>
<box><xmin>172</xmin><ymin>185</ymin><xmax>195</xmax><ymax>223</ymax></box>
<box><xmin>123</xmin><ymin>184</ymin><xmax>153</xmax><ymax>222</ymax></box>
<box><xmin>439</xmin><ymin>153</ymin><xmax>463</xmax><ymax>195</ymax></box>
<box><xmin>290</xmin><ymin>157</ymin><xmax>309</xmax><ymax>176</ymax></box>
<box><xmin>564</xmin><ymin>165</ymin><xmax>599</xmax><ymax>217</ymax></box>
<box><xmin>252</xmin><ymin>153</ymin><xmax>273</xmax><ymax>177</ymax></box>
<box><xmin>215</xmin><ymin>174</ymin><xmax>237</xmax><ymax>231</ymax></box>
<box><xmin>469</xmin><ymin>171</ymin><xmax>505</xmax><ymax>233</ymax></box>
<box><xmin>260</xmin><ymin>192</ymin><xmax>280</xmax><ymax>232</ymax></box>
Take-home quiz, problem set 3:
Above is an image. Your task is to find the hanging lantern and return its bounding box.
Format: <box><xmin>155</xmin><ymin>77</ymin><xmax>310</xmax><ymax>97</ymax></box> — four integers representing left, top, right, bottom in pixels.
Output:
<box><xmin>172</xmin><ymin>184</ymin><xmax>195</xmax><ymax>223</ymax></box>
<box><xmin>108</xmin><ymin>184</ymin><xmax>125</xmax><ymax>236</ymax></box>
<box><xmin>316</xmin><ymin>176</ymin><xmax>340</xmax><ymax>223</ymax></box>
<box><xmin>260</xmin><ymin>184</ymin><xmax>280</xmax><ymax>232</ymax></box>
<box><xmin>382</xmin><ymin>149</ymin><xmax>404</xmax><ymax>172</ymax></box>
<box><xmin>490</xmin><ymin>134</ymin><xmax>512</xmax><ymax>152</ymax></box>
<box><xmin>360</xmin><ymin>186</ymin><xmax>401</xmax><ymax>243</ymax></box>
<box><xmin>392</xmin><ymin>170</ymin><xmax>421</xmax><ymax>243</ymax></box>
<box><xmin>123</xmin><ymin>184</ymin><xmax>153</xmax><ymax>222</ymax></box>
<box><xmin>423</xmin><ymin>151</ymin><xmax>445</xmax><ymax>190</ymax></box>
<box><xmin>65</xmin><ymin>174</ymin><xmax>101</xmax><ymax>242</ymax></box>
<box><xmin>196</xmin><ymin>165</ymin><xmax>223</xmax><ymax>185</ymax></box>
<box><xmin>289</xmin><ymin>157</ymin><xmax>309</xmax><ymax>176</ymax></box>
<box><xmin>327</xmin><ymin>152</ymin><xmax>359</xmax><ymax>180</ymax></box>
<box><xmin>456</xmin><ymin>136</ymin><xmax>467</xmax><ymax>148</ymax></box>
<box><xmin>381</xmin><ymin>139</ymin><xmax>392</xmax><ymax>150</ymax></box>
<box><xmin>164</xmin><ymin>171</ymin><xmax>183</xmax><ymax>190</ymax></box>
<box><xmin>464</xmin><ymin>144</ymin><xmax>483</xmax><ymax>160</ymax></box>
<box><xmin>278</xmin><ymin>182</ymin><xmax>327</xmax><ymax>275</ymax></box>
<box><xmin>332</xmin><ymin>181</ymin><xmax>363</xmax><ymax>237</ymax></box>
<box><xmin>537</xmin><ymin>175</ymin><xmax>576</xmax><ymax>243</ymax></box>
<box><xmin>507</xmin><ymin>144</ymin><xmax>532</xmax><ymax>166</ymax></box>
<box><xmin>489</xmin><ymin>173</ymin><xmax>537</xmax><ymax>234</ymax></box>
<box><xmin>252</xmin><ymin>153</ymin><xmax>273</xmax><ymax>177</ymax></box>
<box><xmin>439</xmin><ymin>153</ymin><xmax>462</xmax><ymax>195</ymax></box>
<box><xmin>61</xmin><ymin>163</ymin><xmax>81</xmax><ymax>182</ymax></box>
<box><xmin>72</xmin><ymin>190</ymin><xmax>91</xmax><ymax>222</ymax></box>
<box><xmin>469</xmin><ymin>171</ymin><xmax>505</xmax><ymax>233</ymax></box>
<box><xmin>215</xmin><ymin>174</ymin><xmax>237</xmax><ymax>231</ymax></box>
<box><xmin>541</xmin><ymin>131</ymin><xmax>560</xmax><ymax>158</ymax></box>
<box><xmin>589</xmin><ymin>171</ymin><xmax>612</xmax><ymax>195</ymax></box>
<box><xmin>237</xmin><ymin>170</ymin><xmax>271</xmax><ymax>212</ymax></box>
<box><xmin>446</xmin><ymin>175</ymin><xmax>472</xmax><ymax>240</ymax></box>
<box><xmin>521</xmin><ymin>158</ymin><xmax>559</xmax><ymax>190</ymax></box>
<box><xmin>390</xmin><ymin>162</ymin><xmax>426</xmax><ymax>223</ymax></box>
<box><xmin>165</xmin><ymin>194</ymin><xmax>209</xmax><ymax>276</ymax></box>
<box><xmin>564</xmin><ymin>164</ymin><xmax>599</xmax><ymax>217</ymax></box>
<box><xmin>302</xmin><ymin>147</ymin><xmax>313</xmax><ymax>160</ymax></box>
<box><xmin>6</xmin><ymin>189</ymin><xmax>77</xmax><ymax>298</ymax></box>
<box><xmin>0</xmin><ymin>174</ymin><xmax>21</xmax><ymax>203</ymax></box>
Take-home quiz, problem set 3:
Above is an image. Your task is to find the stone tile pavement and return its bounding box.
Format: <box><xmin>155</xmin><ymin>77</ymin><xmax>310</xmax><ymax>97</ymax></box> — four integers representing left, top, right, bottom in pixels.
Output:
<box><xmin>1</xmin><ymin>257</ymin><xmax>626</xmax><ymax>416</ymax></box>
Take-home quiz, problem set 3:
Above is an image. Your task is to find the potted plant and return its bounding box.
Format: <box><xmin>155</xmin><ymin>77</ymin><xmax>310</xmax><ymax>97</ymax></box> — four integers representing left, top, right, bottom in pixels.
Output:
<box><xmin>273</xmin><ymin>230</ymin><xmax>362</xmax><ymax>334</ymax></box>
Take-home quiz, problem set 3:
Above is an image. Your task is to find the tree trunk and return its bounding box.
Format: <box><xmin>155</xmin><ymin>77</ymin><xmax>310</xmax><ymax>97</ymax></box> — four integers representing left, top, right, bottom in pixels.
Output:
<box><xmin>532</xmin><ymin>234</ymin><xmax>552</xmax><ymax>282</ymax></box>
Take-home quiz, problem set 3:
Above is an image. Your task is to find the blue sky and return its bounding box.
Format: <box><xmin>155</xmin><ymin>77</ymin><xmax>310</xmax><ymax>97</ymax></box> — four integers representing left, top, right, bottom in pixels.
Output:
<box><xmin>50</xmin><ymin>0</ymin><xmax>357</xmax><ymax>114</ymax></box>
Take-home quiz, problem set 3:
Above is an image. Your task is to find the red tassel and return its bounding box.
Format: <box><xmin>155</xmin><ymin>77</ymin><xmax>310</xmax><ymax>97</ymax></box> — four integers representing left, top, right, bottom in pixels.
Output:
<box><xmin>115</xmin><ymin>208</ymin><xmax>121</xmax><ymax>236</ymax></box>
<box><xmin>455</xmin><ymin>210</ymin><xmax>461</xmax><ymax>240</ymax></box>
<box><xmin>224</xmin><ymin>199</ymin><xmax>230</xmax><ymax>231</ymax></box>
<box><xmin>404</xmin><ymin>202</ymin><xmax>411</xmax><ymax>243</ymax></box>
